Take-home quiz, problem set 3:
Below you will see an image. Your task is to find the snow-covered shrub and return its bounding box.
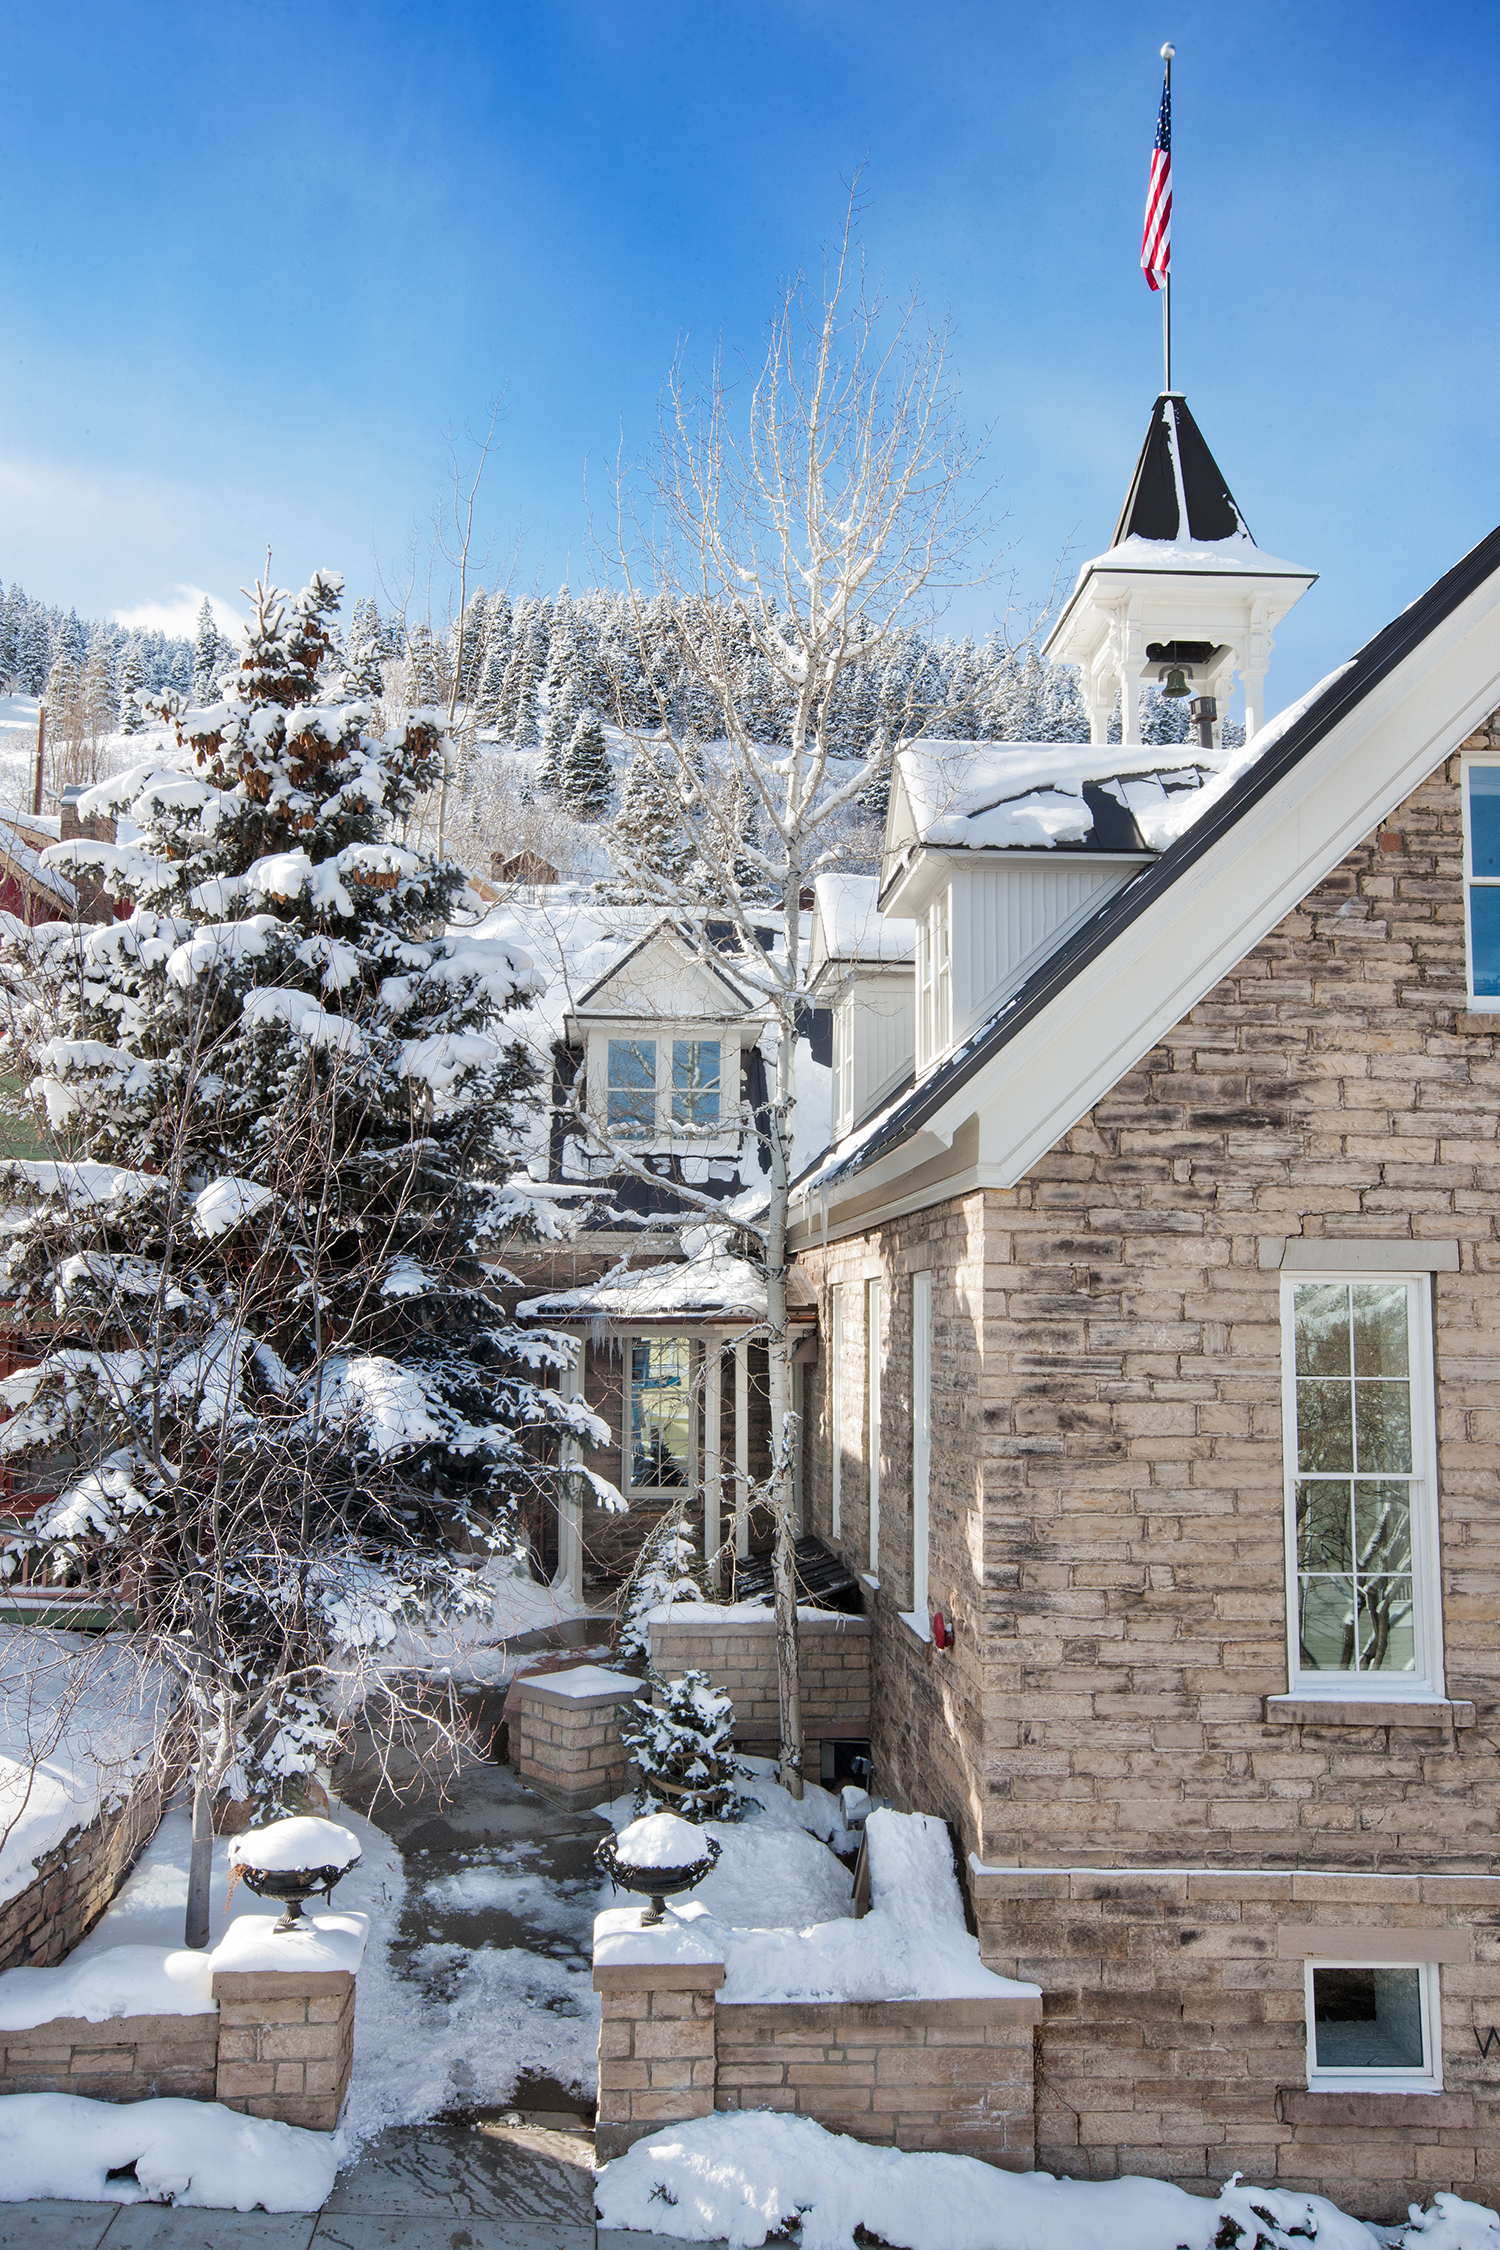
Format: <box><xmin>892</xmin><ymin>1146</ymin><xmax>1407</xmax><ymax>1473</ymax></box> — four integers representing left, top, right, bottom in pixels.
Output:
<box><xmin>623</xmin><ymin>1668</ymin><xmax>746</xmax><ymax>1821</ymax></box>
<box><xmin>613</xmin><ymin>1498</ymin><xmax>706</xmax><ymax>1667</ymax></box>
<box><xmin>0</xmin><ymin>570</ymin><xmax>613</xmax><ymax>1933</ymax></box>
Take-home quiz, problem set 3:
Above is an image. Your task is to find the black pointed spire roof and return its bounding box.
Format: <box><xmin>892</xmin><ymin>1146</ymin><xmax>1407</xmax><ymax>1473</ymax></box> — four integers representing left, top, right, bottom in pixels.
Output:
<box><xmin>1110</xmin><ymin>393</ymin><xmax>1250</xmax><ymax>549</ymax></box>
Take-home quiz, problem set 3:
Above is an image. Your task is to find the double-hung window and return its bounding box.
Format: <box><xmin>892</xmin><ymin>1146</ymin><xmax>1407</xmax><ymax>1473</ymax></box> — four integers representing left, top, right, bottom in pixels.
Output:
<box><xmin>1464</xmin><ymin>756</ymin><xmax>1500</xmax><ymax>1008</ymax></box>
<box><xmin>1305</xmin><ymin>1960</ymin><xmax>1442</xmax><ymax>2092</ymax></box>
<box><xmin>628</xmin><ymin>1337</ymin><xmax>692</xmax><ymax>1490</ymax></box>
<box><xmin>607</xmin><ymin>1039</ymin><xmax>657</xmax><ymax>1136</ymax></box>
<box><xmin>914</xmin><ymin>889</ymin><xmax>952</xmax><ymax>1074</ymax></box>
<box><xmin>1280</xmin><ymin>1274</ymin><xmax>1442</xmax><ymax>1697</ymax></box>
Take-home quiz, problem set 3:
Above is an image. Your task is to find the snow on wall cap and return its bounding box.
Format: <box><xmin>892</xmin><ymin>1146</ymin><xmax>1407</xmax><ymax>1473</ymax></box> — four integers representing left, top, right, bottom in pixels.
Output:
<box><xmin>210</xmin><ymin>1908</ymin><xmax>369</xmax><ymax>1978</ymax></box>
<box><xmin>228</xmin><ymin>1815</ymin><xmax>362</xmax><ymax>1874</ymax></box>
<box><xmin>616</xmin><ymin>1812</ymin><xmax>713</xmax><ymax>1869</ymax></box>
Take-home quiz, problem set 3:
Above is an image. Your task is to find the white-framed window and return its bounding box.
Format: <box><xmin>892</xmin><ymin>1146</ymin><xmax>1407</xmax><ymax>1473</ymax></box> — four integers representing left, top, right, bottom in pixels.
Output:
<box><xmin>829</xmin><ymin>1284</ymin><xmax>845</xmax><ymax>1538</ymax></box>
<box><xmin>832</xmin><ymin>1002</ymin><xmax>854</xmax><ymax>1138</ymax></box>
<box><xmin>1305</xmin><ymin>1960</ymin><xmax>1442</xmax><ymax>2092</ymax></box>
<box><xmin>628</xmin><ymin>1335</ymin><xmax>693</xmax><ymax>1491</ymax></box>
<box><xmin>607</xmin><ymin>1038</ymin><xmax>657</xmax><ymax>1136</ymax></box>
<box><xmin>910</xmin><ymin>1271</ymin><xmax>932</xmax><ymax>1619</ymax></box>
<box><xmin>1463</xmin><ymin>754</ymin><xmax>1500</xmax><ymax>1009</ymax></box>
<box><xmin>867</xmin><ymin>1278</ymin><xmax>884</xmax><ymax>1576</ymax></box>
<box><xmin>1280</xmin><ymin>1273</ymin><xmax>1443</xmax><ymax>1698</ymax></box>
<box><xmin>915</xmin><ymin>888</ymin><xmax>952</xmax><ymax>1073</ymax></box>
<box><xmin>604</xmin><ymin>1035</ymin><xmax>724</xmax><ymax>1139</ymax></box>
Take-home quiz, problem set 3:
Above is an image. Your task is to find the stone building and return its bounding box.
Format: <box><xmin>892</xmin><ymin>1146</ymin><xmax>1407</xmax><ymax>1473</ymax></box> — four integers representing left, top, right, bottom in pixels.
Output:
<box><xmin>785</xmin><ymin>393</ymin><xmax>1500</xmax><ymax>2213</ymax></box>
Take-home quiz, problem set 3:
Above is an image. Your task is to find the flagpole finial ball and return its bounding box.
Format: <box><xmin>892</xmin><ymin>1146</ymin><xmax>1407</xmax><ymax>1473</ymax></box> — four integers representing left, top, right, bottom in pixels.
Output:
<box><xmin>1161</xmin><ymin>41</ymin><xmax>1175</xmax><ymax>58</ymax></box>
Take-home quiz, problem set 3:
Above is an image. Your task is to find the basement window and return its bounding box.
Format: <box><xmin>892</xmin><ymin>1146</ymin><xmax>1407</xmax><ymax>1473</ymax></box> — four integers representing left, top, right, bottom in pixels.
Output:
<box><xmin>1305</xmin><ymin>1961</ymin><xmax>1441</xmax><ymax>2092</ymax></box>
<box><xmin>1463</xmin><ymin>757</ymin><xmax>1500</xmax><ymax>1009</ymax></box>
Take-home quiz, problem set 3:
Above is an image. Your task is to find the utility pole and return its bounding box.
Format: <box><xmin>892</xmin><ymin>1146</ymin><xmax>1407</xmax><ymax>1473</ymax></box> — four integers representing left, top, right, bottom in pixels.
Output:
<box><xmin>32</xmin><ymin>707</ymin><xmax>45</xmax><ymax>818</ymax></box>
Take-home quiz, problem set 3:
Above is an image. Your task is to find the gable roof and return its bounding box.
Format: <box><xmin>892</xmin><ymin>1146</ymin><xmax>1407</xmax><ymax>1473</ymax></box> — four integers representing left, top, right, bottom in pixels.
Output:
<box><xmin>569</xmin><ymin>917</ymin><xmax>760</xmax><ymax>1018</ymax></box>
<box><xmin>795</xmin><ymin>517</ymin><xmax>1500</xmax><ymax>1215</ymax></box>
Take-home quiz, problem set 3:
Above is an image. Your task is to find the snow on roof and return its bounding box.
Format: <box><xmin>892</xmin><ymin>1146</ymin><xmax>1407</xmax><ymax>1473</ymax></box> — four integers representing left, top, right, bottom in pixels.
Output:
<box><xmin>811</xmin><ymin>874</ymin><xmax>913</xmax><ymax>962</ymax></box>
<box><xmin>519</xmin><ymin>1225</ymin><xmax>768</xmax><ymax>1324</ymax></box>
<box><xmin>1082</xmin><ymin>532</ymin><xmax>1315</xmax><ymax>579</ymax></box>
<box><xmin>0</xmin><ymin>816</ymin><xmax>76</xmax><ymax>908</ymax></box>
<box><xmin>892</xmin><ymin>739</ymin><xmax>1209</xmax><ymax>855</ymax></box>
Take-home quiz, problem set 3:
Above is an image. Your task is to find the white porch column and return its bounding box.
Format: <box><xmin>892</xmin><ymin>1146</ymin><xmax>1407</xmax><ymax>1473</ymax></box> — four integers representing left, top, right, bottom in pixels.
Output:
<box><xmin>1119</xmin><ymin>619</ymin><xmax>1145</xmax><ymax>748</ymax></box>
<box><xmin>553</xmin><ymin>1335</ymin><xmax>585</xmax><ymax>1605</ymax></box>
<box><xmin>734</xmin><ymin>1335</ymin><xmax>750</xmax><ymax>1560</ymax></box>
<box><xmin>703</xmin><ymin>1336</ymin><xmax>723</xmax><ymax>1595</ymax></box>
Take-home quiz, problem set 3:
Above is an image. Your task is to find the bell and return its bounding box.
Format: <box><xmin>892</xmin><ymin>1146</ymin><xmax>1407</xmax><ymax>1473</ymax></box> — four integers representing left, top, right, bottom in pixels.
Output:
<box><xmin>1161</xmin><ymin>664</ymin><xmax>1190</xmax><ymax>699</ymax></box>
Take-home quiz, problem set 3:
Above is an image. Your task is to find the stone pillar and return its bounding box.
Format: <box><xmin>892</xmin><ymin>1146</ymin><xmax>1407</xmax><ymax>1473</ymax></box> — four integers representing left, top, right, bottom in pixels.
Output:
<box><xmin>594</xmin><ymin>1951</ymin><xmax>724</xmax><ymax>2160</ymax></box>
<box><xmin>211</xmin><ymin>1964</ymin><xmax>356</xmax><ymax>2132</ymax></box>
<box><xmin>511</xmin><ymin>1669</ymin><xmax>641</xmax><ymax>1808</ymax></box>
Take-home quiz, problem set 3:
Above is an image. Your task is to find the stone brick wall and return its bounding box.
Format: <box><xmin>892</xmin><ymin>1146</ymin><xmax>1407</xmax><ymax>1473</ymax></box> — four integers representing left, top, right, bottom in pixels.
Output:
<box><xmin>973</xmin><ymin>1862</ymin><xmax>1500</xmax><ymax>2220</ymax></box>
<box><xmin>593</xmin><ymin>1935</ymin><xmax>1040</xmax><ymax>2165</ymax></box>
<box><xmin>0</xmin><ymin>1963</ymin><xmax>357</xmax><ymax>2132</ymax></box>
<box><xmin>511</xmin><ymin>1671</ymin><xmax>641</xmax><ymax>1807</ymax></box>
<box><xmin>797</xmin><ymin>1199</ymin><xmax>994</xmax><ymax>1854</ymax></box>
<box><xmin>714</xmin><ymin>1996</ymin><xmax>1038</xmax><ymax>2166</ymax></box>
<box><xmin>648</xmin><ymin>1608</ymin><xmax>871</xmax><ymax>1757</ymax></box>
<box><xmin>0</xmin><ymin>2008</ymin><xmax>217</xmax><ymax>2102</ymax></box>
<box><xmin>0</xmin><ymin>1764</ymin><xmax>167</xmax><ymax>1974</ymax></box>
<box><xmin>213</xmin><ymin>1964</ymin><xmax>356</xmax><ymax>2133</ymax></box>
<box><xmin>595</xmin><ymin>1957</ymin><xmax>722</xmax><ymax>2159</ymax></box>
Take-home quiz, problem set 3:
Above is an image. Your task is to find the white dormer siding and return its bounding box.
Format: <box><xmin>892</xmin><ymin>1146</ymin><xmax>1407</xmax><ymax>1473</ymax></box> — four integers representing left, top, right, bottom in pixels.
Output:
<box><xmin>809</xmin><ymin>873</ymin><xmax>915</xmax><ymax>1143</ymax></box>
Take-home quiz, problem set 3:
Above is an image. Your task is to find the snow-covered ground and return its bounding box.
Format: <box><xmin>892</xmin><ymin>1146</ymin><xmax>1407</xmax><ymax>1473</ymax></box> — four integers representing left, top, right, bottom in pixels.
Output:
<box><xmin>596</xmin><ymin>2111</ymin><xmax>1500</xmax><ymax>2250</ymax></box>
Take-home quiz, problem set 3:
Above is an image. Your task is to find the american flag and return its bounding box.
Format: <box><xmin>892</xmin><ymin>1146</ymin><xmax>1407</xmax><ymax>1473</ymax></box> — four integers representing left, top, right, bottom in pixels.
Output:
<box><xmin>1140</xmin><ymin>68</ymin><xmax>1171</xmax><ymax>292</ymax></box>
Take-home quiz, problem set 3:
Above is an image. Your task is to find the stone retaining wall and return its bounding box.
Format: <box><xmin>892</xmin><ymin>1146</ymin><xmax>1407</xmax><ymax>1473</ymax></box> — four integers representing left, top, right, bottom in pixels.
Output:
<box><xmin>0</xmin><ymin>1962</ymin><xmax>356</xmax><ymax>2131</ymax></box>
<box><xmin>0</xmin><ymin>2008</ymin><xmax>217</xmax><ymax>2103</ymax></box>
<box><xmin>594</xmin><ymin>1933</ymin><xmax>1039</xmax><ymax>2163</ymax></box>
<box><xmin>648</xmin><ymin>1608</ymin><xmax>871</xmax><ymax>1758</ymax></box>
<box><xmin>0</xmin><ymin>1763</ymin><xmax>167</xmax><ymax>1974</ymax></box>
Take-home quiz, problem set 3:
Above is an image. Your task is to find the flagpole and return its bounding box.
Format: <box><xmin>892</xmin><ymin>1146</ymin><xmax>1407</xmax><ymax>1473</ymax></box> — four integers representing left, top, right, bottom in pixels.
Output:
<box><xmin>1161</xmin><ymin>42</ymin><xmax>1174</xmax><ymax>392</ymax></box>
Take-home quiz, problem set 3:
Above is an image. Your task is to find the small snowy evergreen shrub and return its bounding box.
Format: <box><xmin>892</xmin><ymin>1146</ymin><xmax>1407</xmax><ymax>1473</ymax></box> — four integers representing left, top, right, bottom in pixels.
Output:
<box><xmin>614</xmin><ymin>1498</ymin><xmax>706</xmax><ymax>1667</ymax></box>
<box><xmin>623</xmin><ymin>1668</ymin><xmax>746</xmax><ymax>1821</ymax></box>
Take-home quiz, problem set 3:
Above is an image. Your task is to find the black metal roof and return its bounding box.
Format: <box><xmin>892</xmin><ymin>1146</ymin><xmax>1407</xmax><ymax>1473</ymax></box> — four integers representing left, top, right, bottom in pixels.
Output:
<box><xmin>807</xmin><ymin>515</ymin><xmax>1500</xmax><ymax>1195</ymax></box>
<box><xmin>1111</xmin><ymin>393</ymin><xmax>1249</xmax><ymax>548</ymax></box>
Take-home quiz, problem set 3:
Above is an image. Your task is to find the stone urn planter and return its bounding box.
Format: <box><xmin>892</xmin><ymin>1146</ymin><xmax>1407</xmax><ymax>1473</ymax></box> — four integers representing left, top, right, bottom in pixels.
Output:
<box><xmin>596</xmin><ymin>1810</ymin><xmax>720</xmax><ymax>1926</ymax></box>
<box><xmin>229</xmin><ymin>1814</ymin><xmax>362</xmax><ymax>1933</ymax></box>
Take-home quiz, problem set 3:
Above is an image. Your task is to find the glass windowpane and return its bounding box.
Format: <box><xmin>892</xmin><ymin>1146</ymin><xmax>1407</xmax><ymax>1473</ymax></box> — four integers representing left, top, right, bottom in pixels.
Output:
<box><xmin>1355</xmin><ymin>1574</ymin><xmax>1415</xmax><ymax>1672</ymax></box>
<box><xmin>1294</xmin><ymin>1284</ymin><xmax>1352</xmax><ymax>1376</ymax></box>
<box><xmin>1354</xmin><ymin>1482</ymin><xmax>1412</xmax><ymax>1574</ymax></box>
<box><xmin>1297</xmin><ymin>1482</ymin><xmax>1352</xmax><ymax>1573</ymax></box>
<box><xmin>630</xmin><ymin>1337</ymin><xmax>692</xmax><ymax>1488</ymax></box>
<box><xmin>1355</xmin><ymin>1381</ymin><xmax>1412</xmax><ymax>1474</ymax></box>
<box><xmin>1300</xmin><ymin>1575</ymin><xmax>1358</xmax><ymax>1672</ymax></box>
<box><xmin>1469</xmin><ymin>765</ymin><xmax>1500</xmax><ymax>880</ymax></box>
<box><xmin>607</xmin><ymin>1039</ymin><xmax>656</xmax><ymax>1136</ymax></box>
<box><xmin>1312</xmin><ymin>1967</ymin><xmax>1425</xmax><ymax>2071</ymax></box>
<box><xmin>1471</xmin><ymin>885</ymin><xmax>1500</xmax><ymax>997</ymax></box>
<box><xmin>1297</xmin><ymin>1380</ymin><xmax>1353</xmax><ymax>1472</ymax></box>
<box><xmin>671</xmin><ymin>1038</ymin><xmax>721</xmax><ymax>1126</ymax></box>
<box><xmin>1352</xmin><ymin>1285</ymin><xmax>1409</xmax><ymax>1377</ymax></box>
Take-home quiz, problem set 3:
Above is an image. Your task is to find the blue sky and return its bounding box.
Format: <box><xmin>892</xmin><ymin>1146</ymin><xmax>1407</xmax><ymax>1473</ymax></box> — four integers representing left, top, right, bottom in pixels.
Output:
<box><xmin>2</xmin><ymin>0</ymin><xmax>1497</xmax><ymax>713</ymax></box>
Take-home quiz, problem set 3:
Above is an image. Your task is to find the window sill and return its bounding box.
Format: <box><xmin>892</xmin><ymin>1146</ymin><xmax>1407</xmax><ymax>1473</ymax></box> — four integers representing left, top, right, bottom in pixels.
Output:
<box><xmin>1265</xmin><ymin>1694</ymin><xmax>1475</xmax><ymax>1729</ymax></box>
<box><xmin>897</xmin><ymin>1608</ymin><xmax>932</xmax><ymax>1645</ymax></box>
<box><xmin>860</xmin><ymin>1572</ymin><xmax>880</xmax><ymax>1595</ymax></box>
<box><xmin>1288</xmin><ymin>2088</ymin><xmax>1461</xmax><ymax>2127</ymax></box>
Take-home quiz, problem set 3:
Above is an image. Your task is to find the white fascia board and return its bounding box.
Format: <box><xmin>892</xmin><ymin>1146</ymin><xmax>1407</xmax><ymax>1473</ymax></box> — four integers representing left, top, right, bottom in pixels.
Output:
<box><xmin>826</xmin><ymin>570</ymin><xmax>1500</xmax><ymax>1212</ymax></box>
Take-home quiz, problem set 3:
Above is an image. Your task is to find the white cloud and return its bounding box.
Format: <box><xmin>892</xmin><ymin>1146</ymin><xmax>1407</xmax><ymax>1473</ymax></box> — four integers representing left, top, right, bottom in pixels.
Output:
<box><xmin>111</xmin><ymin>586</ymin><xmax>247</xmax><ymax>640</ymax></box>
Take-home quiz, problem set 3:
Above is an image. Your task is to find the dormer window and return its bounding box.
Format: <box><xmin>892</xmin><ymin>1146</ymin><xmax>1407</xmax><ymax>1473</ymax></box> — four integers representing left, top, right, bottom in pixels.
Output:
<box><xmin>605</xmin><ymin>1034</ymin><xmax>724</xmax><ymax>1140</ymax></box>
<box><xmin>915</xmin><ymin>889</ymin><xmax>951</xmax><ymax>1073</ymax></box>
<box><xmin>831</xmin><ymin>1002</ymin><xmax>854</xmax><ymax>1138</ymax></box>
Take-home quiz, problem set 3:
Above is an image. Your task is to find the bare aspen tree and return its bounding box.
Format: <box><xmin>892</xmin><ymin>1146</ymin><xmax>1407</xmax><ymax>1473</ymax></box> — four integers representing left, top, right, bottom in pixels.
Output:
<box><xmin>606</xmin><ymin>199</ymin><xmax>989</xmax><ymax>1796</ymax></box>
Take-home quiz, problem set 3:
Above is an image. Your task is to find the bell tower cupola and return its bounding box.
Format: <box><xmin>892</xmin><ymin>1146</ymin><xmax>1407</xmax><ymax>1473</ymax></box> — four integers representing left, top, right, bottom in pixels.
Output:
<box><xmin>1043</xmin><ymin>392</ymin><xmax>1316</xmax><ymax>749</ymax></box>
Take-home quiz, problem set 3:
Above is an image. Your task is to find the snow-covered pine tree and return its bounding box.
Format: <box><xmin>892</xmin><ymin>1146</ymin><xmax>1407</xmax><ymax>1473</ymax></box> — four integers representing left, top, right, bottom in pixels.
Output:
<box><xmin>561</xmin><ymin>708</ymin><xmax>611</xmax><ymax>818</ymax></box>
<box><xmin>0</xmin><ymin>569</ymin><xmax>613</xmax><ymax>1946</ymax></box>
<box><xmin>613</xmin><ymin>1497</ymin><xmax>706</xmax><ymax>1666</ymax></box>
<box><xmin>621</xmin><ymin>1670</ymin><xmax>745</xmax><ymax>1820</ymax></box>
<box><xmin>191</xmin><ymin>598</ymin><xmax>223</xmax><ymax>701</ymax></box>
<box><xmin>342</xmin><ymin>597</ymin><xmax>387</xmax><ymax>700</ymax></box>
<box><xmin>114</xmin><ymin>637</ymin><xmax>148</xmax><ymax>734</ymax></box>
<box><xmin>537</xmin><ymin>676</ymin><xmax>578</xmax><ymax>796</ymax></box>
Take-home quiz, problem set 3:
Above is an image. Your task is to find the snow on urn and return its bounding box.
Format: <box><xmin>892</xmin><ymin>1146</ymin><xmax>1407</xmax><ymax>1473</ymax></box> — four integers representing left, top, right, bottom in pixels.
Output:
<box><xmin>596</xmin><ymin>1811</ymin><xmax>721</xmax><ymax>1928</ymax></box>
<box><xmin>229</xmin><ymin>1815</ymin><xmax>362</xmax><ymax>1933</ymax></box>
